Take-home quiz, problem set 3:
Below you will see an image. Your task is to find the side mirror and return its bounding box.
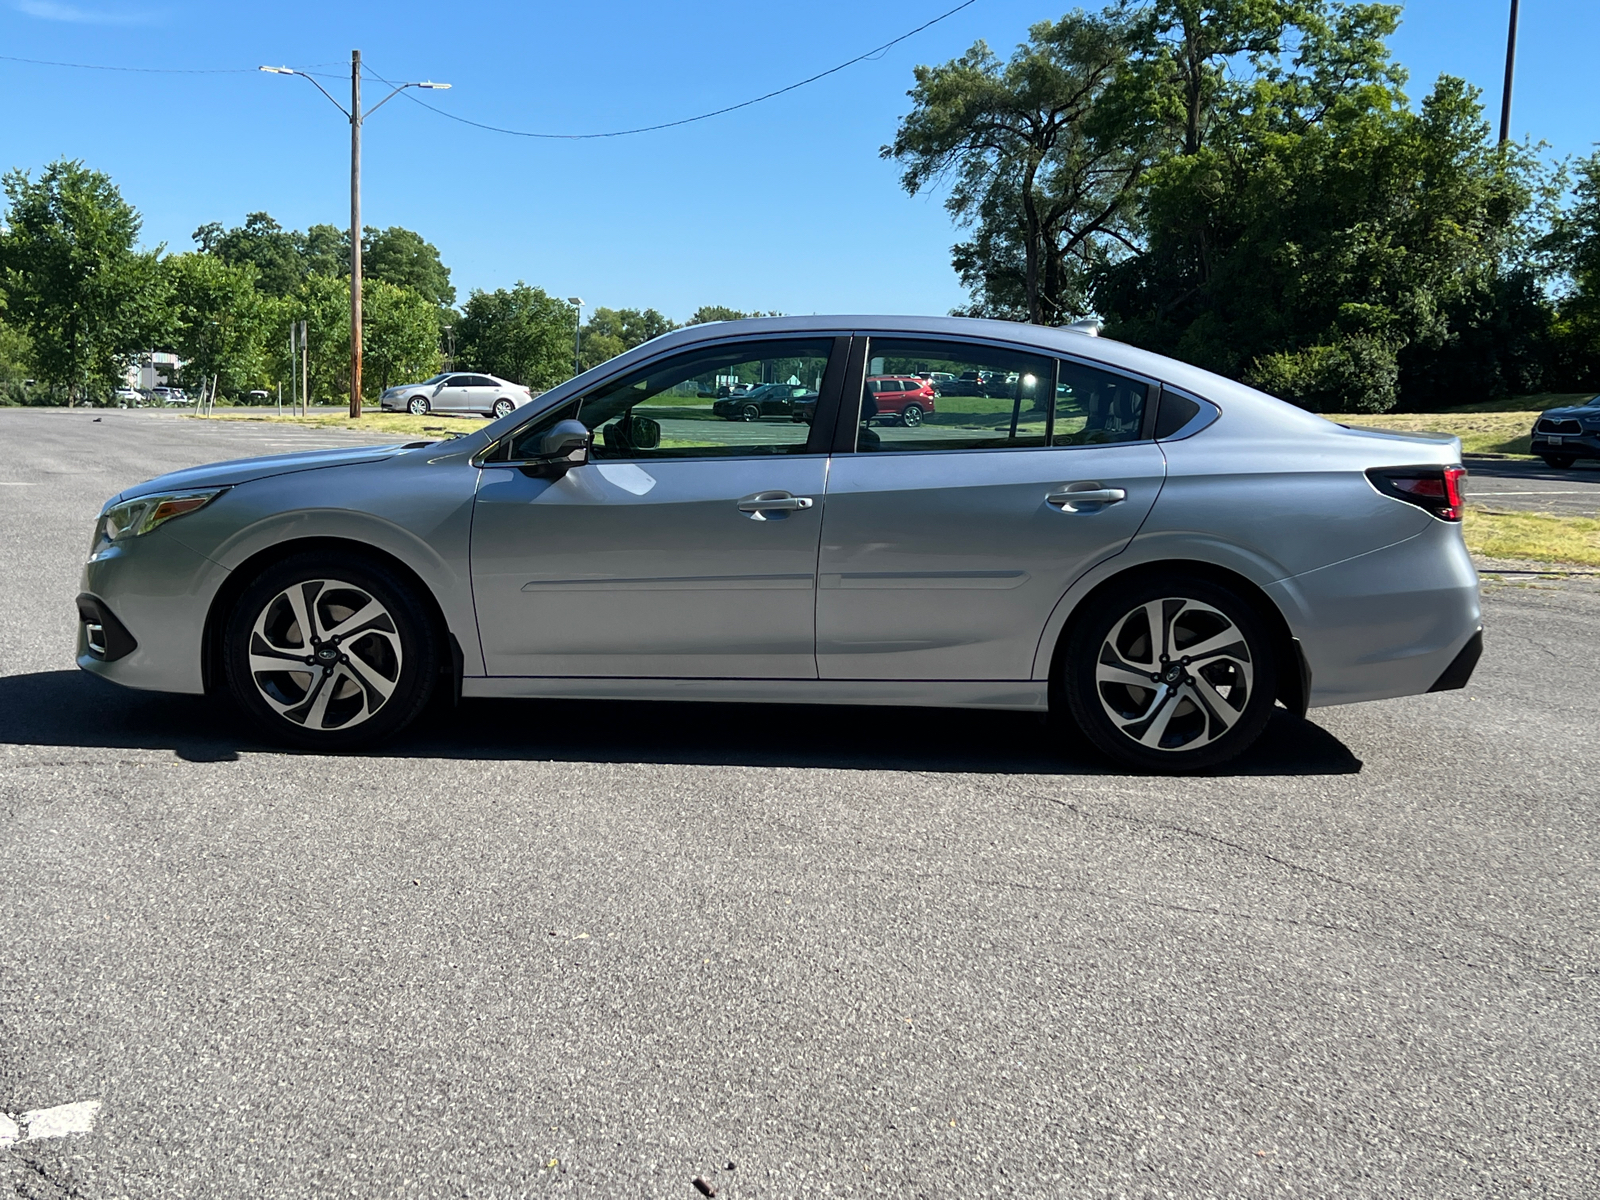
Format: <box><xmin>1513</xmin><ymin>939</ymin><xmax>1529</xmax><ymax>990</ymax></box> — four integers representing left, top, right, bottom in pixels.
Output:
<box><xmin>539</xmin><ymin>418</ymin><xmax>593</xmax><ymax>462</ymax></box>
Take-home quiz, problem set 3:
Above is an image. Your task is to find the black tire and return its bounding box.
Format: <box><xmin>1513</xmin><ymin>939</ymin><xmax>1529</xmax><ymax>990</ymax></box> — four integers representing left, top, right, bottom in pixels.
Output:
<box><xmin>900</xmin><ymin>403</ymin><xmax>924</xmax><ymax>428</ymax></box>
<box><xmin>492</xmin><ymin>398</ymin><xmax>515</xmax><ymax>418</ymax></box>
<box><xmin>224</xmin><ymin>552</ymin><xmax>438</xmax><ymax>750</ymax></box>
<box><xmin>407</xmin><ymin>396</ymin><xmax>430</xmax><ymax>415</ymax></box>
<box><xmin>741</xmin><ymin>403</ymin><xmax>762</xmax><ymax>422</ymax></box>
<box><xmin>1541</xmin><ymin>455</ymin><xmax>1576</xmax><ymax>469</ymax></box>
<box><xmin>1060</xmin><ymin>575</ymin><xmax>1278</xmax><ymax>773</ymax></box>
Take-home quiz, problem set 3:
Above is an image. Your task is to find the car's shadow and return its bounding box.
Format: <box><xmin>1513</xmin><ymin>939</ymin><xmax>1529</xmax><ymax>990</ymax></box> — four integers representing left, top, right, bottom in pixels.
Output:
<box><xmin>0</xmin><ymin>670</ymin><xmax>1361</xmax><ymax>777</ymax></box>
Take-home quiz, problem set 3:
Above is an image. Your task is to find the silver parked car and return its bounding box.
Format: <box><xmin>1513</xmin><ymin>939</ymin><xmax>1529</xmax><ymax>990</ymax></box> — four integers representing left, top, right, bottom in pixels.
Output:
<box><xmin>75</xmin><ymin>316</ymin><xmax>1481</xmax><ymax>771</ymax></box>
<box><xmin>380</xmin><ymin>372</ymin><xmax>534</xmax><ymax>418</ymax></box>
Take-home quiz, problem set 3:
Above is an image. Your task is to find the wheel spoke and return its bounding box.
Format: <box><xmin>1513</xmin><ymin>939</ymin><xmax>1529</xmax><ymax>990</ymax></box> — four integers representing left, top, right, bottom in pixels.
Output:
<box><xmin>1143</xmin><ymin>601</ymin><xmax>1169</xmax><ymax>658</ymax></box>
<box><xmin>324</xmin><ymin>598</ymin><xmax>386</xmax><ymax>640</ymax></box>
<box><xmin>343</xmin><ymin>647</ymin><xmax>398</xmax><ymax>703</ymax></box>
<box><xmin>1095</xmin><ymin>649</ymin><xmax>1154</xmax><ymax>690</ymax></box>
<box><xmin>1132</xmin><ymin>685</ymin><xmax>1182</xmax><ymax>747</ymax></box>
<box><xmin>1189</xmin><ymin>671</ymin><xmax>1243</xmax><ymax>737</ymax></box>
<box><xmin>249</xmin><ymin>650</ymin><xmax>308</xmax><ymax>675</ymax></box>
<box><xmin>1181</xmin><ymin>626</ymin><xmax>1249</xmax><ymax>663</ymax></box>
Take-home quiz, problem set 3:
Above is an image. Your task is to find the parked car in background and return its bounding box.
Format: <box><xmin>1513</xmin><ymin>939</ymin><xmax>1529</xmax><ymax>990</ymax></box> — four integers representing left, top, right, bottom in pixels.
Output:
<box><xmin>381</xmin><ymin>373</ymin><xmax>535</xmax><ymax>418</ymax></box>
<box><xmin>75</xmin><ymin>314</ymin><xmax>1481</xmax><ymax>773</ymax></box>
<box><xmin>114</xmin><ymin>387</ymin><xmax>141</xmax><ymax>407</ymax></box>
<box><xmin>1530</xmin><ymin>394</ymin><xmax>1600</xmax><ymax>468</ymax></box>
<box><xmin>247</xmin><ymin>390</ymin><xmax>271</xmax><ymax>405</ymax></box>
<box><xmin>713</xmin><ymin>382</ymin><xmax>818</xmax><ymax>420</ymax></box>
<box><xmin>864</xmin><ymin>375</ymin><xmax>936</xmax><ymax>426</ymax></box>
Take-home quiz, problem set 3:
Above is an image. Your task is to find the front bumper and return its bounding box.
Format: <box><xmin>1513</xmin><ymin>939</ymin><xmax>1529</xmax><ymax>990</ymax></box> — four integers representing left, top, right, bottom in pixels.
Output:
<box><xmin>76</xmin><ymin>531</ymin><xmax>229</xmax><ymax>695</ymax></box>
<box><xmin>1531</xmin><ymin>432</ymin><xmax>1600</xmax><ymax>458</ymax></box>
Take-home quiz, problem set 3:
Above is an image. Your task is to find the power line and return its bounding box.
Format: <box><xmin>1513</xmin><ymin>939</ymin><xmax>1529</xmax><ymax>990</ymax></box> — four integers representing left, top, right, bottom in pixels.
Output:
<box><xmin>0</xmin><ymin>53</ymin><xmax>344</xmax><ymax>75</ymax></box>
<box><xmin>378</xmin><ymin>0</ymin><xmax>980</xmax><ymax>140</ymax></box>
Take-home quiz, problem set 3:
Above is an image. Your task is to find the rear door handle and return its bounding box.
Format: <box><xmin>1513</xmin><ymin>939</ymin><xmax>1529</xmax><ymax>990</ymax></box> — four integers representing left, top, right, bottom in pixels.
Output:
<box><xmin>737</xmin><ymin>491</ymin><xmax>815</xmax><ymax>520</ymax></box>
<box><xmin>1046</xmin><ymin>484</ymin><xmax>1127</xmax><ymax>511</ymax></box>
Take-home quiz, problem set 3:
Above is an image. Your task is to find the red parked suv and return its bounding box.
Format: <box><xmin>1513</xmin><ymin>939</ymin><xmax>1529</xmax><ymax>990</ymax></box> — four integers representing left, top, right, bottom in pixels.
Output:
<box><xmin>864</xmin><ymin>375</ymin><xmax>936</xmax><ymax>427</ymax></box>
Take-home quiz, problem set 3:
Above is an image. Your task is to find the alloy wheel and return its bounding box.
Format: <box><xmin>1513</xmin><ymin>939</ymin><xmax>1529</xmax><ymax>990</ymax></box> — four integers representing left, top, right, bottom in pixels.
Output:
<box><xmin>1093</xmin><ymin>597</ymin><xmax>1253</xmax><ymax>753</ymax></box>
<box><xmin>901</xmin><ymin>404</ymin><xmax>923</xmax><ymax>427</ymax></box>
<box><xmin>742</xmin><ymin>403</ymin><xmax>762</xmax><ymax>422</ymax></box>
<box><xmin>408</xmin><ymin>396</ymin><xmax>429</xmax><ymax>415</ymax></box>
<box><xmin>493</xmin><ymin>398</ymin><xmax>514</xmax><ymax>418</ymax></box>
<box><xmin>246</xmin><ymin>578</ymin><xmax>403</xmax><ymax>732</ymax></box>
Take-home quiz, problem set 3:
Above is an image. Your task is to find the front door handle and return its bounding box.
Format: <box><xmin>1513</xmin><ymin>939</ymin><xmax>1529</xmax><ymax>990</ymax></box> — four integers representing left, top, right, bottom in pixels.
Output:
<box><xmin>737</xmin><ymin>491</ymin><xmax>815</xmax><ymax>520</ymax></box>
<box><xmin>1046</xmin><ymin>483</ymin><xmax>1127</xmax><ymax>512</ymax></box>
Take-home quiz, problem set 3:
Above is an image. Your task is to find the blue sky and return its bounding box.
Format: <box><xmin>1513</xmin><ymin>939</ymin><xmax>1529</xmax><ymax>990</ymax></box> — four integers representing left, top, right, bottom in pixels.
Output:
<box><xmin>3</xmin><ymin>0</ymin><xmax>1595</xmax><ymax>321</ymax></box>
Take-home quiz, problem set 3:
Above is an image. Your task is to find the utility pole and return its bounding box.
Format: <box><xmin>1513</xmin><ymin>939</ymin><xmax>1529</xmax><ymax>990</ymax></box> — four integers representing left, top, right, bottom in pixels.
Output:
<box><xmin>259</xmin><ymin>60</ymin><xmax>451</xmax><ymax>418</ymax></box>
<box><xmin>350</xmin><ymin>49</ymin><xmax>363</xmax><ymax>418</ymax></box>
<box><xmin>300</xmin><ymin>320</ymin><xmax>309</xmax><ymax>415</ymax></box>
<box><xmin>1499</xmin><ymin>0</ymin><xmax>1520</xmax><ymax>145</ymax></box>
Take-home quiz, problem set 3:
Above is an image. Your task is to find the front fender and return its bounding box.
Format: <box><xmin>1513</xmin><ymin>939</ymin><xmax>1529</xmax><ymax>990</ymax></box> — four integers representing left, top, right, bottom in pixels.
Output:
<box><xmin>170</xmin><ymin>454</ymin><xmax>486</xmax><ymax>676</ymax></box>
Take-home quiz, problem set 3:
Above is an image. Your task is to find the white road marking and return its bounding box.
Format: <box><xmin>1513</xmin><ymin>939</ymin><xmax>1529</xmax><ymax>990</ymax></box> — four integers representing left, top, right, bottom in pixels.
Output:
<box><xmin>0</xmin><ymin>1100</ymin><xmax>102</xmax><ymax>1148</ymax></box>
<box><xmin>0</xmin><ymin>481</ymin><xmax>36</xmax><ymax>486</ymax></box>
<box><xmin>1471</xmin><ymin>489</ymin><xmax>1598</xmax><ymax>496</ymax></box>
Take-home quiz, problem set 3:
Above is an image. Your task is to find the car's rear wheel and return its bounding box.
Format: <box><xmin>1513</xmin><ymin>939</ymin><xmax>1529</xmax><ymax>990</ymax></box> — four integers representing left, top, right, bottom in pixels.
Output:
<box><xmin>224</xmin><ymin>553</ymin><xmax>438</xmax><ymax>749</ymax></box>
<box><xmin>492</xmin><ymin>398</ymin><xmax>515</xmax><ymax>418</ymax></box>
<box><xmin>1062</xmin><ymin>576</ymin><xmax>1278</xmax><ymax>773</ymax></box>
<box><xmin>1541</xmin><ymin>454</ymin><xmax>1576</xmax><ymax>469</ymax></box>
<box><xmin>741</xmin><ymin>403</ymin><xmax>762</xmax><ymax>422</ymax></box>
<box><xmin>407</xmin><ymin>396</ymin><xmax>430</xmax><ymax>415</ymax></box>
<box><xmin>900</xmin><ymin>403</ymin><xmax>924</xmax><ymax>427</ymax></box>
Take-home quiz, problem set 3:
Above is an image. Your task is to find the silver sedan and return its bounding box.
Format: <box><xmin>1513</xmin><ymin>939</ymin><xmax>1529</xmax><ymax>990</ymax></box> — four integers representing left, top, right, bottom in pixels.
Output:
<box><xmin>380</xmin><ymin>372</ymin><xmax>535</xmax><ymax>418</ymax></box>
<box><xmin>76</xmin><ymin>315</ymin><xmax>1480</xmax><ymax>772</ymax></box>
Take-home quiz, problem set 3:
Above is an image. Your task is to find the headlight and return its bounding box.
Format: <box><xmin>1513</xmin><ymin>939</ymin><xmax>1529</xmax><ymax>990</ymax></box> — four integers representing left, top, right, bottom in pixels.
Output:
<box><xmin>90</xmin><ymin>487</ymin><xmax>226</xmax><ymax>558</ymax></box>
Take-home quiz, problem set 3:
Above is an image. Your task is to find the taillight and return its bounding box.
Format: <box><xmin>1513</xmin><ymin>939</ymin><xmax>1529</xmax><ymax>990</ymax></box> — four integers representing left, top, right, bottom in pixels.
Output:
<box><xmin>1366</xmin><ymin>465</ymin><xmax>1466</xmax><ymax>522</ymax></box>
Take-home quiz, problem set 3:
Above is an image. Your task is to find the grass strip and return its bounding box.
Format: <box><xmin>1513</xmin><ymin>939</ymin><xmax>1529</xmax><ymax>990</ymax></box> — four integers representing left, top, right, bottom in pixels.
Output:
<box><xmin>1463</xmin><ymin>506</ymin><xmax>1600</xmax><ymax>567</ymax></box>
<box><xmin>1335</xmin><ymin>411</ymin><xmax>1539</xmax><ymax>456</ymax></box>
<box><xmin>184</xmin><ymin>410</ymin><xmax>490</xmax><ymax>437</ymax></box>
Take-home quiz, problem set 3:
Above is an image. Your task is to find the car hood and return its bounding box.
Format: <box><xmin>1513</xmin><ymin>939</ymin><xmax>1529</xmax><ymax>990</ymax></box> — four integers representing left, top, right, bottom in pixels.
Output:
<box><xmin>113</xmin><ymin>443</ymin><xmax>414</xmax><ymax>503</ymax></box>
<box><xmin>1538</xmin><ymin>404</ymin><xmax>1600</xmax><ymax>420</ymax></box>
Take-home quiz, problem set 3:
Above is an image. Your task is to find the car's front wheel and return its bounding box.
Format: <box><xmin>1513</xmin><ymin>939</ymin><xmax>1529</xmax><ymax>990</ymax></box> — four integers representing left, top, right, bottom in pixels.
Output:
<box><xmin>741</xmin><ymin>403</ymin><xmax>762</xmax><ymax>422</ymax></box>
<box><xmin>492</xmin><ymin>398</ymin><xmax>515</xmax><ymax>418</ymax></box>
<box><xmin>407</xmin><ymin>396</ymin><xmax>430</xmax><ymax>415</ymax></box>
<box><xmin>1061</xmin><ymin>576</ymin><xmax>1278</xmax><ymax>773</ymax></box>
<box><xmin>224</xmin><ymin>553</ymin><xmax>438</xmax><ymax>749</ymax></box>
<box><xmin>1541</xmin><ymin>454</ymin><xmax>1576</xmax><ymax>469</ymax></box>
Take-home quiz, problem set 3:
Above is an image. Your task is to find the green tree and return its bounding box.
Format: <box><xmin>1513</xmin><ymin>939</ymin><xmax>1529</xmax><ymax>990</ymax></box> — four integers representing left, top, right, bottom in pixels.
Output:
<box><xmin>194</xmin><ymin>212</ymin><xmax>306</xmax><ymax>298</ymax></box>
<box><xmin>1092</xmin><ymin>3</ymin><xmax>1556</xmax><ymax>411</ymax></box>
<box><xmin>1545</xmin><ymin>149</ymin><xmax>1600</xmax><ymax>389</ymax></box>
<box><xmin>456</xmin><ymin>283</ymin><xmax>575</xmax><ymax>388</ymax></box>
<box><xmin>686</xmin><ymin>305</ymin><xmax>781</xmax><ymax>325</ymax></box>
<box><xmin>301</xmin><ymin>223</ymin><xmax>347</xmax><ymax>279</ymax></box>
<box><xmin>0</xmin><ymin>159</ymin><xmax>168</xmax><ymax>403</ymax></box>
<box><xmin>363</xmin><ymin>226</ymin><xmax>455</xmax><ymax>309</ymax></box>
<box><xmin>884</xmin><ymin>11</ymin><xmax>1150</xmax><ymax>325</ymax></box>
<box><xmin>162</xmin><ymin>252</ymin><xmax>273</xmax><ymax>399</ymax></box>
<box><xmin>362</xmin><ymin>277</ymin><xmax>443</xmax><ymax>392</ymax></box>
<box><xmin>0</xmin><ymin>310</ymin><xmax>34</xmax><ymax>405</ymax></box>
<box><xmin>578</xmin><ymin>306</ymin><xmax>677</xmax><ymax>370</ymax></box>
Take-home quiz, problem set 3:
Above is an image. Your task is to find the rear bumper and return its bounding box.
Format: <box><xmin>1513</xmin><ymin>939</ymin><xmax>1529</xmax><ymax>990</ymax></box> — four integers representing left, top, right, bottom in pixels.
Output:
<box><xmin>1267</xmin><ymin>520</ymin><xmax>1481</xmax><ymax>708</ymax></box>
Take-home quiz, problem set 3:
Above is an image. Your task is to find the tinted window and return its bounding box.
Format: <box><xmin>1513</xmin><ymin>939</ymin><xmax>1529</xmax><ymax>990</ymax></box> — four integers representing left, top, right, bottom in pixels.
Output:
<box><xmin>445</xmin><ymin>375</ymin><xmax>473</xmax><ymax>387</ymax></box>
<box><xmin>1053</xmin><ymin>360</ymin><xmax>1149</xmax><ymax>446</ymax></box>
<box><xmin>502</xmin><ymin>338</ymin><xmax>833</xmax><ymax>461</ymax></box>
<box><xmin>854</xmin><ymin>339</ymin><xmax>1054</xmax><ymax>453</ymax></box>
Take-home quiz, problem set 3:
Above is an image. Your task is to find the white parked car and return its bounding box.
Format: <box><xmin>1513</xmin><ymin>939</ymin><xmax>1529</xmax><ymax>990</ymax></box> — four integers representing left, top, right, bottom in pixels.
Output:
<box><xmin>380</xmin><ymin>373</ymin><xmax>535</xmax><ymax>418</ymax></box>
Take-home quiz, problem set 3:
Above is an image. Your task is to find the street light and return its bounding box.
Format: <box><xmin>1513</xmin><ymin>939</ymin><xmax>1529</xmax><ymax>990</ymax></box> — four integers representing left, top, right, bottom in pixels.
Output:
<box><xmin>568</xmin><ymin>297</ymin><xmax>584</xmax><ymax>376</ymax></box>
<box><xmin>260</xmin><ymin>56</ymin><xmax>451</xmax><ymax>417</ymax></box>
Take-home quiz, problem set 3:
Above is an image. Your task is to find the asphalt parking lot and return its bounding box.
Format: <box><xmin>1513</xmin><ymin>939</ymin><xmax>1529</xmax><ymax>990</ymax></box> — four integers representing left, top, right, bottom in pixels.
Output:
<box><xmin>1465</xmin><ymin>456</ymin><xmax>1600</xmax><ymax>516</ymax></box>
<box><xmin>2</xmin><ymin>408</ymin><xmax>1597</xmax><ymax>1199</ymax></box>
